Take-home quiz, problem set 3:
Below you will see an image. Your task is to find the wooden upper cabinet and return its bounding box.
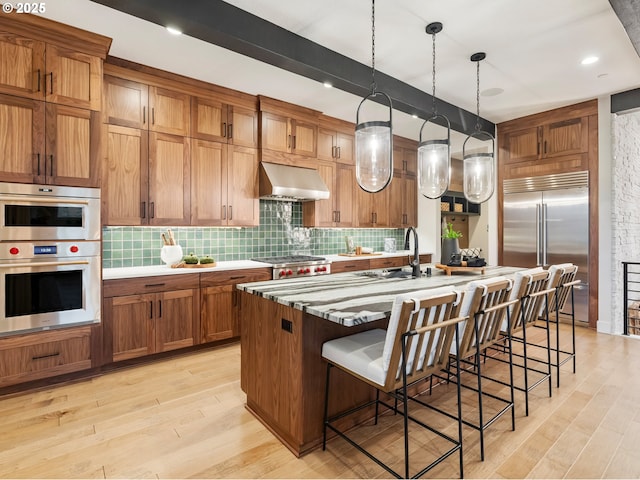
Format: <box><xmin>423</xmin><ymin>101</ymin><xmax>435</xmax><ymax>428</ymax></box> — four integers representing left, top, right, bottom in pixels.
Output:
<box><xmin>335</xmin><ymin>163</ymin><xmax>356</xmax><ymax>227</ymax></box>
<box><xmin>260</xmin><ymin>111</ymin><xmax>317</xmax><ymax>157</ymax></box>
<box><xmin>0</xmin><ymin>32</ymin><xmax>45</xmax><ymax>99</ymax></box>
<box><xmin>357</xmin><ymin>186</ymin><xmax>389</xmax><ymax>228</ymax></box>
<box><xmin>502</xmin><ymin>126</ymin><xmax>539</xmax><ymax>164</ymax></box>
<box><xmin>542</xmin><ymin>117</ymin><xmax>588</xmax><ymax>158</ymax></box>
<box><xmin>336</xmin><ymin>132</ymin><xmax>355</xmax><ymax>165</ymax></box>
<box><xmin>390</xmin><ymin>175</ymin><xmax>417</xmax><ymax>227</ymax></box>
<box><xmin>291</xmin><ymin>119</ymin><xmax>317</xmax><ymax>157</ymax></box>
<box><xmin>393</xmin><ymin>143</ymin><xmax>418</xmax><ymax>176</ymax></box>
<box><xmin>227</xmin><ymin>145</ymin><xmax>259</xmax><ymax>226</ymax></box>
<box><xmin>45</xmin><ymin>104</ymin><xmax>100</xmax><ymax>187</ymax></box>
<box><xmin>45</xmin><ymin>44</ymin><xmax>102</xmax><ymax>111</ymax></box>
<box><xmin>191</xmin><ymin>97</ymin><xmax>258</xmax><ymax>148</ymax></box>
<box><xmin>149</xmin><ymin>86</ymin><xmax>190</xmax><ymax>136</ymax></box>
<box><xmin>102</xmin><ymin>124</ymin><xmax>149</xmax><ymax>226</ymax></box>
<box><xmin>317</xmin><ymin>128</ymin><xmax>354</xmax><ymax>164</ymax></box>
<box><xmin>0</xmin><ymin>94</ymin><xmax>44</xmax><ymax>183</ymax></box>
<box><xmin>148</xmin><ymin>132</ymin><xmax>190</xmax><ymax>225</ymax></box>
<box><xmin>103</xmin><ymin>75</ymin><xmax>148</xmax><ymax>128</ymax></box>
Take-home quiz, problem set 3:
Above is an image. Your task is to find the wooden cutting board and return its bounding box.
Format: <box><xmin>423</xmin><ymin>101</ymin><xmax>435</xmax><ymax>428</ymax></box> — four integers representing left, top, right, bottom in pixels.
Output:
<box><xmin>338</xmin><ymin>253</ymin><xmax>382</xmax><ymax>257</ymax></box>
<box><xmin>435</xmin><ymin>263</ymin><xmax>486</xmax><ymax>275</ymax></box>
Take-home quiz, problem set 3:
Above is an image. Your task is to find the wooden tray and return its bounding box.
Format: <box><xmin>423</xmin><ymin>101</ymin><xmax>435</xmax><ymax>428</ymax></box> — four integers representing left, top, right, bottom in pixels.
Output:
<box><xmin>338</xmin><ymin>253</ymin><xmax>382</xmax><ymax>257</ymax></box>
<box><xmin>171</xmin><ymin>262</ymin><xmax>217</xmax><ymax>268</ymax></box>
<box><xmin>435</xmin><ymin>263</ymin><xmax>486</xmax><ymax>276</ymax></box>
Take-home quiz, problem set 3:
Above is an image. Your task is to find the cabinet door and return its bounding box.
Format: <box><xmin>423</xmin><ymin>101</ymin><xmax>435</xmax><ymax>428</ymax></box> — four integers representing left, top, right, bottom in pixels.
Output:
<box><xmin>503</xmin><ymin>127</ymin><xmax>540</xmax><ymax>164</ymax></box>
<box><xmin>291</xmin><ymin>119</ymin><xmax>317</xmax><ymax>157</ymax></box>
<box><xmin>109</xmin><ymin>293</ymin><xmax>155</xmax><ymax>362</ymax></box>
<box><xmin>103</xmin><ymin>75</ymin><xmax>148</xmax><ymax>129</ymax></box>
<box><xmin>335</xmin><ymin>163</ymin><xmax>356</xmax><ymax>227</ymax></box>
<box><xmin>155</xmin><ymin>289</ymin><xmax>196</xmax><ymax>353</ymax></box>
<box><xmin>191</xmin><ymin>139</ymin><xmax>226</xmax><ymax>226</ymax></box>
<box><xmin>103</xmin><ymin>125</ymin><xmax>148</xmax><ymax>225</ymax></box>
<box><xmin>0</xmin><ymin>32</ymin><xmax>45</xmax><ymax>99</ymax></box>
<box><xmin>317</xmin><ymin>128</ymin><xmax>336</xmax><ymax>161</ymax></box>
<box><xmin>148</xmin><ymin>132</ymin><xmax>190</xmax><ymax>225</ymax></box>
<box><xmin>542</xmin><ymin>117</ymin><xmax>588</xmax><ymax>158</ymax></box>
<box><xmin>261</xmin><ymin>111</ymin><xmax>290</xmax><ymax>152</ymax></box>
<box><xmin>403</xmin><ymin>175</ymin><xmax>417</xmax><ymax>226</ymax></box>
<box><xmin>191</xmin><ymin>96</ymin><xmax>228</xmax><ymax>142</ymax></box>
<box><xmin>0</xmin><ymin>94</ymin><xmax>44</xmax><ymax>183</ymax></box>
<box><xmin>356</xmin><ymin>188</ymin><xmax>376</xmax><ymax>227</ymax></box>
<box><xmin>403</xmin><ymin>148</ymin><xmax>417</xmax><ymax>176</ymax></box>
<box><xmin>229</xmin><ymin>105</ymin><xmax>258</xmax><ymax>148</ymax></box>
<box><xmin>449</xmin><ymin>158</ymin><xmax>463</xmax><ymax>193</ymax></box>
<box><xmin>336</xmin><ymin>132</ymin><xmax>355</xmax><ymax>165</ymax></box>
<box><xmin>227</xmin><ymin>145</ymin><xmax>259</xmax><ymax>226</ymax></box>
<box><xmin>201</xmin><ymin>285</ymin><xmax>235</xmax><ymax>342</ymax></box>
<box><xmin>45</xmin><ymin>104</ymin><xmax>99</xmax><ymax>187</ymax></box>
<box><xmin>373</xmin><ymin>187</ymin><xmax>390</xmax><ymax>227</ymax></box>
<box><xmin>312</xmin><ymin>161</ymin><xmax>337</xmax><ymax>227</ymax></box>
<box><xmin>45</xmin><ymin>44</ymin><xmax>102</xmax><ymax>111</ymax></box>
<box><xmin>389</xmin><ymin>174</ymin><xmax>404</xmax><ymax>227</ymax></box>
<box><xmin>149</xmin><ymin>86</ymin><xmax>190</xmax><ymax>136</ymax></box>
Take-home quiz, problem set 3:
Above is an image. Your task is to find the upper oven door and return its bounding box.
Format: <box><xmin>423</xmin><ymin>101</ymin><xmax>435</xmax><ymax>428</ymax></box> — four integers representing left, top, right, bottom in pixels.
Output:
<box><xmin>0</xmin><ymin>195</ymin><xmax>100</xmax><ymax>241</ymax></box>
<box><xmin>0</xmin><ymin>241</ymin><xmax>101</xmax><ymax>335</ymax></box>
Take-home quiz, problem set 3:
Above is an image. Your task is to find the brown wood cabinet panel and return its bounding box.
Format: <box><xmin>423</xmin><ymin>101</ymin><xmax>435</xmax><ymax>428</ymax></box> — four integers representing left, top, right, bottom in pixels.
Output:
<box><xmin>502</xmin><ymin>127</ymin><xmax>539</xmax><ymax>164</ymax></box>
<box><xmin>393</xmin><ymin>144</ymin><xmax>418</xmax><ymax>176</ymax></box>
<box><xmin>148</xmin><ymin>132</ymin><xmax>190</xmax><ymax>225</ymax></box>
<box><xmin>390</xmin><ymin>175</ymin><xmax>417</xmax><ymax>227</ymax></box>
<box><xmin>103</xmin><ymin>274</ymin><xmax>200</xmax><ymax>298</ymax></box>
<box><xmin>0</xmin><ymin>32</ymin><xmax>45</xmax><ymax>99</ymax></box>
<box><xmin>291</xmin><ymin>119</ymin><xmax>316</xmax><ymax>157</ymax></box>
<box><xmin>201</xmin><ymin>285</ymin><xmax>236</xmax><ymax>342</ymax></box>
<box><xmin>45</xmin><ymin>44</ymin><xmax>102</xmax><ymax>111</ymax></box>
<box><xmin>200</xmin><ymin>268</ymin><xmax>272</xmax><ymax>287</ymax></box>
<box><xmin>191</xmin><ymin>96</ymin><xmax>228</xmax><ymax>142</ymax></box>
<box><xmin>369</xmin><ymin>256</ymin><xmax>405</xmax><ymax>269</ymax></box>
<box><xmin>336</xmin><ymin>132</ymin><xmax>355</xmax><ymax>165</ymax></box>
<box><xmin>0</xmin><ymin>94</ymin><xmax>44</xmax><ymax>183</ymax></box>
<box><xmin>45</xmin><ymin>104</ymin><xmax>99</xmax><ymax>187</ymax></box>
<box><xmin>0</xmin><ymin>327</ymin><xmax>92</xmax><ymax>387</ymax></box>
<box><xmin>102</xmin><ymin>124</ymin><xmax>148</xmax><ymax>225</ymax></box>
<box><xmin>149</xmin><ymin>86</ymin><xmax>190</xmax><ymax>136</ymax></box>
<box><xmin>191</xmin><ymin>139</ymin><xmax>226</xmax><ymax>226</ymax></box>
<box><xmin>357</xmin><ymin>186</ymin><xmax>389</xmax><ymax>228</ymax></box>
<box><xmin>109</xmin><ymin>293</ymin><xmax>155</xmax><ymax>362</ymax></box>
<box><xmin>227</xmin><ymin>145</ymin><xmax>259</xmax><ymax>226</ymax></box>
<box><xmin>335</xmin><ymin>164</ymin><xmax>356</xmax><ymax>227</ymax></box>
<box><xmin>261</xmin><ymin>111</ymin><xmax>290</xmax><ymax>152</ymax></box>
<box><xmin>156</xmin><ymin>289</ymin><xmax>196</xmax><ymax>352</ymax></box>
<box><xmin>103</xmin><ymin>75</ymin><xmax>148</xmax><ymax>128</ymax></box>
<box><xmin>317</xmin><ymin>128</ymin><xmax>354</xmax><ymax>165</ymax></box>
<box><xmin>542</xmin><ymin>117</ymin><xmax>588</xmax><ymax>158</ymax></box>
<box><xmin>230</xmin><ymin>105</ymin><xmax>258</xmax><ymax>148</ymax></box>
<box><xmin>331</xmin><ymin>259</ymin><xmax>370</xmax><ymax>273</ymax></box>
<box><xmin>449</xmin><ymin>158</ymin><xmax>463</xmax><ymax>192</ymax></box>
<box><xmin>317</xmin><ymin>128</ymin><xmax>335</xmax><ymax>162</ymax></box>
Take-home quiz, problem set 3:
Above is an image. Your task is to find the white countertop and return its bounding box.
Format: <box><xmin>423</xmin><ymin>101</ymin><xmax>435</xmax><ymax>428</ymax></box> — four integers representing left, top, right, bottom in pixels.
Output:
<box><xmin>103</xmin><ymin>251</ymin><xmax>434</xmax><ymax>280</ymax></box>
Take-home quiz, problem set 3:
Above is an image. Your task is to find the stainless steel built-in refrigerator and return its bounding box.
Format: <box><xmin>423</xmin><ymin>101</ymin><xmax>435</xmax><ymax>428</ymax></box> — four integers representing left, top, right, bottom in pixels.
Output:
<box><xmin>502</xmin><ymin>172</ymin><xmax>589</xmax><ymax>324</ymax></box>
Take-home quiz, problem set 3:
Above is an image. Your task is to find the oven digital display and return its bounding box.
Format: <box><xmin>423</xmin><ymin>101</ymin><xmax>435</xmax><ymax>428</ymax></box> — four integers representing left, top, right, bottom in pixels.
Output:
<box><xmin>34</xmin><ymin>246</ymin><xmax>57</xmax><ymax>255</ymax></box>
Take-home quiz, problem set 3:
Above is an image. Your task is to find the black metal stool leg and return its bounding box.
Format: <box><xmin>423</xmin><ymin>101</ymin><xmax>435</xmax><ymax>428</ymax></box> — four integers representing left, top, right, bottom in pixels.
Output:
<box><xmin>322</xmin><ymin>363</ymin><xmax>332</xmax><ymax>450</ymax></box>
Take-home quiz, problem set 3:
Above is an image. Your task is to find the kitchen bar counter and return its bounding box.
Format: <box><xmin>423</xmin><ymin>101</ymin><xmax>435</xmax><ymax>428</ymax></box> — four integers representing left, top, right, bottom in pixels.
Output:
<box><xmin>238</xmin><ymin>265</ymin><xmax>523</xmax><ymax>457</ymax></box>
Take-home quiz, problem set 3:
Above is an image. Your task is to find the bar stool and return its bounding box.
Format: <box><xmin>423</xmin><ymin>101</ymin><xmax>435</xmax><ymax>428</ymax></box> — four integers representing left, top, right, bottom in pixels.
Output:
<box><xmin>434</xmin><ymin>276</ymin><xmax>517</xmax><ymax>461</ymax></box>
<box><xmin>321</xmin><ymin>287</ymin><xmax>467</xmax><ymax>479</ymax></box>
<box><xmin>545</xmin><ymin>263</ymin><xmax>580</xmax><ymax>387</ymax></box>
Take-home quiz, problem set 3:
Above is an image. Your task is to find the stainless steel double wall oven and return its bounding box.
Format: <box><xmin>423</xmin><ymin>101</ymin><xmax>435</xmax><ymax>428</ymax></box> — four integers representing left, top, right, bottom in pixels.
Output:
<box><xmin>0</xmin><ymin>182</ymin><xmax>101</xmax><ymax>336</ymax></box>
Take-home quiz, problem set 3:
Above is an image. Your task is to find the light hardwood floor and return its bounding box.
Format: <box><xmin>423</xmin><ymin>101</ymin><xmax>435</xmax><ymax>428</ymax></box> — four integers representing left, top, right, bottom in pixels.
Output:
<box><xmin>1</xmin><ymin>324</ymin><xmax>639</xmax><ymax>479</ymax></box>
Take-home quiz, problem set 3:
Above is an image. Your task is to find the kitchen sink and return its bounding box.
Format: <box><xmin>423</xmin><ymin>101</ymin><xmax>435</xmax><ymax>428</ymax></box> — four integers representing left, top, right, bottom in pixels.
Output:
<box><xmin>357</xmin><ymin>269</ymin><xmax>415</xmax><ymax>279</ymax></box>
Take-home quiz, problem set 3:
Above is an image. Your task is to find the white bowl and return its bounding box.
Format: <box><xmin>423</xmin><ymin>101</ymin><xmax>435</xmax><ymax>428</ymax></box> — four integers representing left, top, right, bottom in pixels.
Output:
<box><xmin>361</xmin><ymin>247</ymin><xmax>374</xmax><ymax>254</ymax></box>
<box><xmin>161</xmin><ymin>245</ymin><xmax>183</xmax><ymax>266</ymax></box>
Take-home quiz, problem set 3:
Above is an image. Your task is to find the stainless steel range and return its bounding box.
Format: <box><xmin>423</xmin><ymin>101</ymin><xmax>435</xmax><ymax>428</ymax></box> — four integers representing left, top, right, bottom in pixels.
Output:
<box><xmin>252</xmin><ymin>255</ymin><xmax>331</xmax><ymax>280</ymax></box>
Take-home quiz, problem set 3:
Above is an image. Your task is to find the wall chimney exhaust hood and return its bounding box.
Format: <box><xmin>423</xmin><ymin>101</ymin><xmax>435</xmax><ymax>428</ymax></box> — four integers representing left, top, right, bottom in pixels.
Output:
<box><xmin>259</xmin><ymin>162</ymin><xmax>330</xmax><ymax>202</ymax></box>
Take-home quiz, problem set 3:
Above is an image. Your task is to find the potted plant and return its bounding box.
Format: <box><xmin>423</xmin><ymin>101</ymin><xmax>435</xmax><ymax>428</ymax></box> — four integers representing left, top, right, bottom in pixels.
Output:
<box><xmin>441</xmin><ymin>222</ymin><xmax>462</xmax><ymax>264</ymax></box>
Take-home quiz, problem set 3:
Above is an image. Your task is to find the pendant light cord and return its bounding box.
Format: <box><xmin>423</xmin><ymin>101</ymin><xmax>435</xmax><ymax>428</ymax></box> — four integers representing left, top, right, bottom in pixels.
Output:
<box><xmin>475</xmin><ymin>60</ymin><xmax>481</xmax><ymax>132</ymax></box>
<box><xmin>431</xmin><ymin>30</ymin><xmax>437</xmax><ymax>115</ymax></box>
<box><xmin>370</xmin><ymin>0</ymin><xmax>377</xmax><ymax>94</ymax></box>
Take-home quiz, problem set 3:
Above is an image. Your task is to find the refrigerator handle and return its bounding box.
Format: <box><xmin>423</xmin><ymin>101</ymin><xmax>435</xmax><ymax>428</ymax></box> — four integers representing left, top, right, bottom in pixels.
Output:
<box><xmin>542</xmin><ymin>203</ymin><xmax>548</xmax><ymax>267</ymax></box>
<box><xmin>535</xmin><ymin>204</ymin><xmax>541</xmax><ymax>266</ymax></box>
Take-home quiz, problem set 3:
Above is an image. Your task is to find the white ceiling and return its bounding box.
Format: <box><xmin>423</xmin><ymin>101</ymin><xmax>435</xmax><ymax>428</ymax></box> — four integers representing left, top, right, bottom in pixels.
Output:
<box><xmin>42</xmin><ymin>0</ymin><xmax>640</xmax><ymax>144</ymax></box>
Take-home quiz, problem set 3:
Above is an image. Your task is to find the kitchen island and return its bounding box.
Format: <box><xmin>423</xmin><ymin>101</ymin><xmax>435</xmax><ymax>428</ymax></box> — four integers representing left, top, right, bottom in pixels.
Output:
<box><xmin>237</xmin><ymin>265</ymin><xmax>523</xmax><ymax>456</ymax></box>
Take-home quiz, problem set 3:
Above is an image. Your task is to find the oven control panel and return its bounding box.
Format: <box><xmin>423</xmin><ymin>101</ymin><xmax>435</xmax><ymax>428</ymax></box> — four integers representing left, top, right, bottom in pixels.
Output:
<box><xmin>274</xmin><ymin>263</ymin><xmax>331</xmax><ymax>280</ymax></box>
<box><xmin>0</xmin><ymin>241</ymin><xmax>100</xmax><ymax>260</ymax></box>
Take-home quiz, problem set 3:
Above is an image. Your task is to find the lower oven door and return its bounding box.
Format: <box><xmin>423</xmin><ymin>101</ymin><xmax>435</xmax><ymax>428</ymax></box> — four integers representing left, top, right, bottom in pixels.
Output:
<box><xmin>0</xmin><ymin>254</ymin><xmax>101</xmax><ymax>335</ymax></box>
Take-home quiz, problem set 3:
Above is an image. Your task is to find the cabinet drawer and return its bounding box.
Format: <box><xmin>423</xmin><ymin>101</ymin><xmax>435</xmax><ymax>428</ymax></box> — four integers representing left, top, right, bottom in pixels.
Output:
<box><xmin>103</xmin><ymin>274</ymin><xmax>200</xmax><ymax>297</ymax></box>
<box><xmin>0</xmin><ymin>327</ymin><xmax>91</xmax><ymax>387</ymax></box>
<box><xmin>369</xmin><ymin>257</ymin><xmax>406</xmax><ymax>270</ymax></box>
<box><xmin>331</xmin><ymin>259</ymin><xmax>370</xmax><ymax>273</ymax></box>
<box><xmin>200</xmin><ymin>268</ymin><xmax>271</xmax><ymax>287</ymax></box>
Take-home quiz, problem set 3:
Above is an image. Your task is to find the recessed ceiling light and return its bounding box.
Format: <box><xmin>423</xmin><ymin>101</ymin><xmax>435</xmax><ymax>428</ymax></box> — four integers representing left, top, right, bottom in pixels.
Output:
<box><xmin>412</xmin><ymin>114</ymin><xmax>418</xmax><ymax>119</ymax></box>
<box><xmin>481</xmin><ymin>87</ymin><xmax>504</xmax><ymax>97</ymax></box>
<box><xmin>166</xmin><ymin>26</ymin><xmax>182</xmax><ymax>36</ymax></box>
<box><xmin>581</xmin><ymin>56</ymin><xmax>599</xmax><ymax>65</ymax></box>
<box><xmin>323</xmin><ymin>82</ymin><xmax>332</xmax><ymax>88</ymax></box>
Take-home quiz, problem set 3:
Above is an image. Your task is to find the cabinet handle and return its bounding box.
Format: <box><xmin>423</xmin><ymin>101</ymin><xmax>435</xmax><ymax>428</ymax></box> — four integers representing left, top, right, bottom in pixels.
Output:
<box><xmin>337</xmin><ymin>146</ymin><xmax>341</xmax><ymax>158</ymax></box>
<box><xmin>36</xmin><ymin>69</ymin><xmax>41</xmax><ymax>93</ymax></box>
<box><xmin>537</xmin><ymin>141</ymin><xmax>540</xmax><ymax>156</ymax></box>
<box><xmin>544</xmin><ymin>140</ymin><xmax>547</xmax><ymax>154</ymax></box>
<box><xmin>230</xmin><ymin>275</ymin><xmax>245</xmax><ymax>280</ymax></box>
<box><xmin>143</xmin><ymin>106</ymin><xmax>146</xmax><ymax>125</ymax></box>
<box><xmin>150</xmin><ymin>301</ymin><xmax>153</xmax><ymax>319</ymax></box>
<box><xmin>337</xmin><ymin>211</ymin><xmax>341</xmax><ymax>223</ymax></box>
<box><xmin>36</xmin><ymin>153</ymin><xmax>41</xmax><ymax>176</ymax></box>
<box><xmin>46</xmin><ymin>72</ymin><xmax>53</xmax><ymax>95</ymax></box>
<box><xmin>145</xmin><ymin>283</ymin><xmax>166</xmax><ymax>288</ymax></box>
<box><xmin>48</xmin><ymin>154</ymin><xmax>54</xmax><ymax>177</ymax></box>
<box><xmin>228</xmin><ymin>123</ymin><xmax>233</xmax><ymax>139</ymax></box>
<box><xmin>223</xmin><ymin>122</ymin><xmax>227</xmax><ymax>138</ymax></box>
<box><xmin>332</xmin><ymin>145</ymin><xmax>336</xmax><ymax>158</ymax></box>
<box><xmin>152</xmin><ymin>107</ymin><xmax>155</xmax><ymax>125</ymax></box>
<box><xmin>140</xmin><ymin>201</ymin><xmax>146</xmax><ymax>219</ymax></box>
<box><xmin>159</xmin><ymin>300</ymin><xmax>162</xmax><ymax>318</ymax></box>
<box><xmin>288</xmin><ymin>135</ymin><xmax>291</xmax><ymax>149</ymax></box>
<box><xmin>150</xmin><ymin>202</ymin><xmax>155</xmax><ymax>219</ymax></box>
<box><xmin>229</xmin><ymin>206</ymin><xmax>233</xmax><ymax>220</ymax></box>
<box><xmin>32</xmin><ymin>352</ymin><xmax>60</xmax><ymax>361</ymax></box>
<box><xmin>292</xmin><ymin>135</ymin><xmax>296</xmax><ymax>149</ymax></box>
<box><xmin>222</xmin><ymin>205</ymin><xmax>227</xmax><ymax>220</ymax></box>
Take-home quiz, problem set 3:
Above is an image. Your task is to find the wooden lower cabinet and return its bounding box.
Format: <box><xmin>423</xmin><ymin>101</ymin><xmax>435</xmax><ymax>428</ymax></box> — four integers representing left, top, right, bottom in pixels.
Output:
<box><xmin>103</xmin><ymin>275</ymin><xmax>199</xmax><ymax>362</ymax></box>
<box><xmin>0</xmin><ymin>327</ymin><xmax>92</xmax><ymax>388</ymax></box>
<box><xmin>200</xmin><ymin>268</ymin><xmax>271</xmax><ymax>343</ymax></box>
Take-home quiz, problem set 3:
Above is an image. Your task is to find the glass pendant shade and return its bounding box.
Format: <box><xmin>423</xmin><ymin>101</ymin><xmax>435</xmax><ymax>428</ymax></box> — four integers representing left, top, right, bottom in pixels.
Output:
<box><xmin>417</xmin><ymin>114</ymin><xmax>450</xmax><ymax>199</ymax></box>
<box><xmin>463</xmin><ymin>152</ymin><xmax>494</xmax><ymax>203</ymax></box>
<box><xmin>355</xmin><ymin>92</ymin><xmax>393</xmax><ymax>193</ymax></box>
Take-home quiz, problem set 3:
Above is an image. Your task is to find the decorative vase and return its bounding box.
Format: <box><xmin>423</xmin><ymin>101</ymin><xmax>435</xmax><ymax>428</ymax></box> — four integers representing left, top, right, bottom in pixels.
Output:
<box><xmin>441</xmin><ymin>238</ymin><xmax>460</xmax><ymax>265</ymax></box>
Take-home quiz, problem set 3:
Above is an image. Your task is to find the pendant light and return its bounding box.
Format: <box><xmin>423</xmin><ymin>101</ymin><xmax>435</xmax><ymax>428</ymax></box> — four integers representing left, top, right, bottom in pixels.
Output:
<box><xmin>355</xmin><ymin>0</ymin><xmax>393</xmax><ymax>193</ymax></box>
<box><xmin>417</xmin><ymin>22</ymin><xmax>451</xmax><ymax>199</ymax></box>
<box><xmin>463</xmin><ymin>52</ymin><xmax>495</xmax><ymax>204</ymax></box>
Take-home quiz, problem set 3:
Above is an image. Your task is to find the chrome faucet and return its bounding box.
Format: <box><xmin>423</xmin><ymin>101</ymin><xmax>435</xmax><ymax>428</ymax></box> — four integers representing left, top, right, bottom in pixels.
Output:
<box><xmin>404</xmin><ymin>227</ymin><xmax>421</xmax><ymax>278</ymax></box>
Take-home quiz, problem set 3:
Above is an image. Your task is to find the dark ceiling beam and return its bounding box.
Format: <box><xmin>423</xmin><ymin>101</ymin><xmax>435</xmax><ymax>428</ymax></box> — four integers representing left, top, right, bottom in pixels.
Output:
<box><xmin>89</xmin><ymin>0</ymin><xmax>494</xmax><ymax>135</ymax></box>
<box><xmin>608</xmin><ymin>0</ymin><xmax>640</xmax><ymax>57</ymax></box>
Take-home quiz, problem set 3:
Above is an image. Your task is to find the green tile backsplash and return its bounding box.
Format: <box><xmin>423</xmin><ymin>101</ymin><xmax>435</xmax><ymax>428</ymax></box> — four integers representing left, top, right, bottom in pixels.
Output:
<box><xmin>103</xmin><ymin>200</ymin><xmax>406</xmax><ymax>268</ymax></box>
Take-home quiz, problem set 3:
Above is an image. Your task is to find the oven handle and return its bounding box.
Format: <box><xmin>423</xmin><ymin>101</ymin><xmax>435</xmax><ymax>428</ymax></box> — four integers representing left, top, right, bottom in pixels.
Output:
<box><xmin>0</xmin><ymin>196</ymin><xmax>90</xmax><ymax>205</ymax></box>
<box><xmin>0</xmin><ymin>260</ymin><xmax>90</xmax><ymax>269</ymax></box>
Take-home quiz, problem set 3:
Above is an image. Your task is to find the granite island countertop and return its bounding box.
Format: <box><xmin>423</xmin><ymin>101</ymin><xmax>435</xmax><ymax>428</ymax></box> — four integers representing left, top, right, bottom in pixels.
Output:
<box><xmin>237</xmin><ymin>265</ymin><xmax>524</xmax><ymax>327</ymax></box>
